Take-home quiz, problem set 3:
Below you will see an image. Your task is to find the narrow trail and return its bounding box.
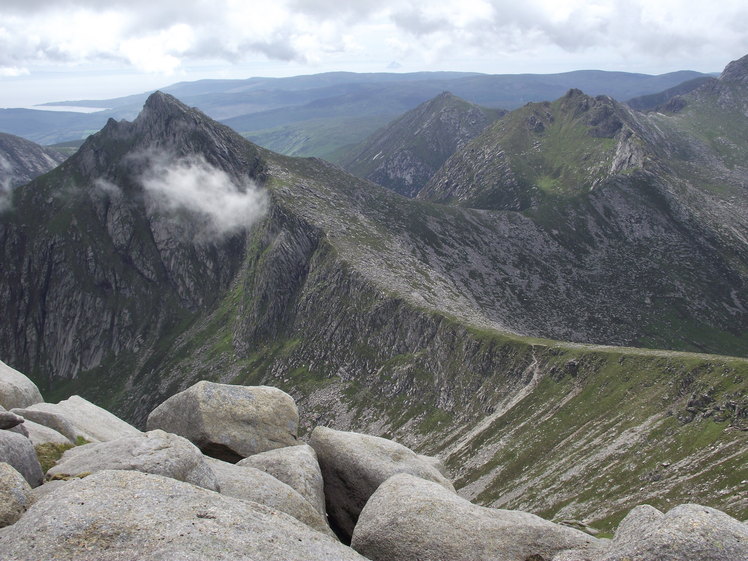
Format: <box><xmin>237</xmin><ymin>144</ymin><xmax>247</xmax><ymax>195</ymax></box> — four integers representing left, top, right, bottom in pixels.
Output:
<box><xmin>444</xmin><ymin>348</ymin><xmax>543</xmax><ymax>462</ymax></box>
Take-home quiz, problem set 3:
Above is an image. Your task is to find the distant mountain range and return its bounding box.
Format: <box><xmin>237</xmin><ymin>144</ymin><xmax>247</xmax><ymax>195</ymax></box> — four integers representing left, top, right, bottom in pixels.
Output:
<box><xmin>1</xmin><ymin>68</ymin><xmax>712</xmax><ymax>158</ymax></box>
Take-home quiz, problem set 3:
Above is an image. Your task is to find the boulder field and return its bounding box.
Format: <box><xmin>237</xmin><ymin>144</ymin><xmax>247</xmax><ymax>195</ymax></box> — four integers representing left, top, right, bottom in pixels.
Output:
<box><xmin>0</xmin><ymin>361</ymin><xmax>746</xmax><ymax>560</ymax></box>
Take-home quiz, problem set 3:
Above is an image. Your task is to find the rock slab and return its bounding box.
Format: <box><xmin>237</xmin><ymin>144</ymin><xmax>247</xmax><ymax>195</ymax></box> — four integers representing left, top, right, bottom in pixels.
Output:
<box><xmin>0</xmin><ymin>470</ymin><xmax>370</xmax><ymax>561</ymax></box>
<box><xmin>310</xmin><ymin>425</ymin><xmax>455</xmax><ymax>542</ymax></box>
<box><xmin>352</xmin><ymin>473</ymin><xmax>599</xmax><ymax>561</ymax></box>
<box><xmin>24</xmin><ymin>395</ymin><xmax>140</xmax><ymax>442</ymax></box>
<box><xmin>206</xmin><ymin>457</ymin><xmax>332</xmax><ymax>536</ymax></box>
<box><xmin>47</xmin><ymin>429</ymin><xmax>219</xmax><ymax>491</ymax></box>
<box><xmin>238</xmin><ymin>443</ymin><xmax>326</xmax><ymax>517</ymax></box>
<box><xmin>147</xmin><ymin>381</ymin><xmax>299</xmax><ymax>461</ymax></box>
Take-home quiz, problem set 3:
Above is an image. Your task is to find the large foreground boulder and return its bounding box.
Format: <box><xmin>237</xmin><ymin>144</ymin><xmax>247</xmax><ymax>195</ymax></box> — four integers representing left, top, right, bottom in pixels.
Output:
<box><xmin>206</xmin><ymin>457</ymin><xmax>332</xmax><ymax>536</ymax></box>
<box><xmin>310</xmin><ymin>426</ymin><xmax>455</xmax><ymax>542</ymax></box>
<box><xmin>0</xmin><ymin>462</ymin><xmax>33</xmax><ymax>528</ymax></box>
<box><xmin>24</xmin><ymin>395</ymin><xmax>140</xmax><ymax>442</ymax></box>
<box><xmin>0</xmin><ymin>470</ymin><xmax>370</xmax><ymax>561</ymax></box>
<box><xmin>46</xmin><ymin>430</ymin><xmax>219</xmax><ymax>491</ymax></box>
<box><xmin>595</xmin><ymin>503</ymin><xmax>748</xmax><ymax>561</ymax></box>
<box><xmin>147</xmin><ymin>381</ymin><xmax>299</xmax><ymax>461</ymax></box>
<box><xmin>0</xmin><ymin>430</ymin><xmax>43</xmax><ymax>487</ymax></box>
<box><xmin>238</xmin><ymin>443</ymin><xmax>326</xmax><ymax>517</ymax></box>
<box><xmin>0</xmin><ymin>361</ymin><xmax>43</xmax><ymax>410</ymax></box>
<box><xmin>352</xmin><ymin>473</ymin><xmax>599</xmax><ymax>561</ymax></box>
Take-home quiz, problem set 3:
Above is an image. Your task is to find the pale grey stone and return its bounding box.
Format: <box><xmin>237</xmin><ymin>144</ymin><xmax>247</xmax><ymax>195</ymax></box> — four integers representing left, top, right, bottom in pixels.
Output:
<box><xmin>206</xmin><ymin>457</ymin><xmax>332</xmax><ymax>536</ymax></box>
<box><xmin>0</xmin><ymin>462</ymin><xmax>32</xmax><ymax>528</ymax></box>
<box><xmin>47</xmin><ymin>430</ymin><xmax>219</xmax><ymax>491</ymax></box>
<box><xmin>0</xmin><ymin>430</ymin><xmax>43</xmax><ymax>487</ymax></box>
<box><xmin>417</xmin><ymin>453</ymin><xmax>451</xmax><ymax>479</ymax></box>
<box><xmin>22</xmin><ymin>419</ymin><xmax>72</xmax><ymax>446</ymax></box>
<box><xmin>0</xmin><ymin>361</ymin><xmax>43</xmax><ymax>410</ymax></box>
<box><xmin>0</xmin><ymin>470</ymin><xmax>370</xmax><ymax>561</ymax></box>
<box><xmin>10</xmin><ymin>407</ymin><xmax>82</xmax><ymax>443</ymax></box>
<box><xmin>310</xmin><ymin>425</ymin><xmax>455</xmax><ymax>542</ymax></box>
<box><xmin>351</xmin><ymin>473</ymin><xmax>600</xmax><ymax>561</ymax></box>
<box><xmin>147</xmin><ymin>381</ymin><xmax>299</xmax><ymax>461</ymax></box>
<box><xmin>29</xmin><ymin>479</ymin><xmax>69</xmax><ymax>502</ymax></box>
<box><xmin>24</xmin><ymin>395</ymin><xmax>140</xmax><ymax>442</ymax></box>
<box><xmin>598</xmin><ymin>503</ymin><xmax>748</xmax><ymax>561</ymax></box>
<box><xmin>238</xmin><ymin>443</ymin><xmax>326</xmax><ymax>517</ymax></box>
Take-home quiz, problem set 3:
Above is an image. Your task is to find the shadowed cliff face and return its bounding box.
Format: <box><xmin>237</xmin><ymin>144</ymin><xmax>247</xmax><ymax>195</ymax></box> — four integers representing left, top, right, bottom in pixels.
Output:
<box><xmin>0</xmin><ymin>82</ymin><xmax>746</xmax><ymax>531</ymax></box>
<box><xmin>0</xmin><ymin>93</ymin><xmax>267</xmax><ymax>385</ymax></box>
<box><xmin>0</xmin><ymin>132</ymin><xmax>66</xmax><ymax>210</ymax></box>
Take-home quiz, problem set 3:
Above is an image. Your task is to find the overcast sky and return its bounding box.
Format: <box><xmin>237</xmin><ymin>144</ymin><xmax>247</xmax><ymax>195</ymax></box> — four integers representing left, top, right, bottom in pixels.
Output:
<box><xmin>2</xmin><ymin>0</ymin><xmax>747</xmax><ymax>108</ymax></box>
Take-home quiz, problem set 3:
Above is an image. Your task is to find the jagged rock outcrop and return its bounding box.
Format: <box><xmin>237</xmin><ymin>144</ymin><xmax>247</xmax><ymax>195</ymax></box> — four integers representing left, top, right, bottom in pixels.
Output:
<box><xmin>0</xmin><ymin>462</ymin><xmax>32</xmax><ymax>528</ymax></box>
<box><xmin>340</xmin><ymin>92</ymin><xmax>503</xmax><ymax>196</ymax></box>
<box><xmin>0</xmin><ymin>470</ymin><xmax>371</xmax><ymax>561</ymax></box>
<box><xmin>351</xmin><ymin>473</ymin><xmax>600</xmax><ymax>561</ymax></box>
<box><xmin>206</xmin><ymin>457</ymin><xmax>332</xmax><ymax>536</ymax></box>
<box><xmin>0</xmin><ymin>431</ymin><xmax>43</xmax><ymax>487</ymax></box>
<box><xmin>238</xmin><ymin>443</ymin><xmax>326</xmax><ymax>517</ymax></box>
<box><xmin>46</xmin><ymin>430</ymin><xmax>220</xmax><ymax>490</ymax></box>
<box><xmin>147</xmin><ymin>381</ymin><xmax>299</xmax><ymax>462</ymax></box>
<box><xmin>310</xmin><ymin>425</ymin><xmax>455</xmax><ymax>542</ymax></box>
<box><xmin>0</xmin><ymin>132</ymin><xmax>65</xmax><ymax>193</ymax></box>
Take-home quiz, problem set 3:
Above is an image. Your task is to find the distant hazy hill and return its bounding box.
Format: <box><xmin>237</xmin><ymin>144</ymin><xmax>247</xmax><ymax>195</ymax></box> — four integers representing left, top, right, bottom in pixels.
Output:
<box><xmin>0</xmin><ymin>132</ymin><xmax>65</xmax><ymax>190</ymax></box>
<box><xmin>0</xmin><ymin>69</ymin><xmax>710</xmax><ymax>155</ymax></box>
<box><xmin>338</xmin><ymin>92</ymin><xmax>504</xmax><ymax>196</ymax></box>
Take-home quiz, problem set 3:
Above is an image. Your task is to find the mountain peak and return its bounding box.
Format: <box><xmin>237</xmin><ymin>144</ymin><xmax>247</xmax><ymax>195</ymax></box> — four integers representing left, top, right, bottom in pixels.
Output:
<box><xmin>139</xmin><ymin>91</ymin><xmax>196</xmax><ymax>122</ymax></box>
<box><xmin>719</xmin><ymin>53</ymin><xmax>748</xmax><ymax>85</ymax></box>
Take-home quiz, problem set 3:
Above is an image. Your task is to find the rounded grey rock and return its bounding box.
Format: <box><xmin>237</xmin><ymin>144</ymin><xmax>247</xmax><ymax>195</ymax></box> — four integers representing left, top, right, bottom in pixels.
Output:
<box><xmin>206</xmin><ymin>457</ymin><xmax>332</xmax><ymax>536</ymax></box>
<box><xmin>351</xmin><ymin>473</ymin><xmax>600</xmax><ymax>561</ymax></box>
<box><xmin>11</xmin><ymin>408</ymin><xmax>81</xmax><ymax>443</ymax></box>
<box><xmin>0</xmin><ymin>430</ymin><xmax>43</xmax><ymax>487</ymax></box>
<box><xmin>46</xmin><ymin>429</ymin><xmax>219</xmax><ymax>491</ymax></box>
<box><xmin>147</xmin><ymin>381</ymin><xmax>299</xmax><ymax>461</ymax></box>
<box><xmin>0</xmin><ymin>361</ymin><xmax>43</xmax><ymax>410</ymax></box>
<box><xmin>0</xmin><ymin>470</ymin><xmax>370</xmax><ymax>561</ymax></box>
<box><xmin>600</xmin><ymin>503</ymin><xmax>748</xmax><ymax>561</ymax></box>
<box><xmin>0</xmin><ymin>462</ymin><xmax>33</xmax><ymax>528</ymax></box>
<box><xmin>310</xmin><ymin>425</ymin><xmax>455</xmax><ymax>542</ymax></box>
<box><xmin>238</xmin><ymin>443</ymin><xmax>326</xmax><ymax>517</ymax></box>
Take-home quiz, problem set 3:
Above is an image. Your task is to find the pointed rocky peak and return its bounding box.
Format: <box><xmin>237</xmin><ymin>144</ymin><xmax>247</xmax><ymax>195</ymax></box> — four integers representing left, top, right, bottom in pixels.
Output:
<box><xmin>139</xmin><ymin>91</ymin><xmax>195</xmax><ymax>121</ymax></box>
<box><xmin>719</xmin><ymin>53</ymin><xmax>748</xmax><ymax>85</ymax></box>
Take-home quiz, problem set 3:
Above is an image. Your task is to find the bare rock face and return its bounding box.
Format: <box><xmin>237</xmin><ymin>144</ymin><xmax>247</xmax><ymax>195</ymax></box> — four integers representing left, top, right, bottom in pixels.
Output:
<box><xmin>206</xmin><ymin>457</ymin><xmax>332</xmax><ymax>536</ymax></box>
<box><xmin>310</xmin><ymin>425</ymin><xmax>455</xmax><ymax>542</ymax></box>
<box><xmin>0</xmin><ymin>462</ymin><xmax>33</xmax><ymax>528</ymax></box>
<box><xmin>0</xmin><ymin>360</ymin><xmax>43</xmax><ymax>410</ymax></box>
<box><xmin>24</xmin><ymin>396</ymin><xmax>140</xmax><ymax>442</ymax></box>
<box><xmin>238</xmin><ymin>443</ymin><xmax>326</xmax><ymax>517</ymax></box>
<box><xmin>147</xmin><ymin>381</ymin><xmax>299</xmax><ymax>462</ymax></box>
<box><xmin>0</xmin><ymin>430</ymin><xmax>43</xmax><ymax>487</ymax></box>
<box><xmin>351</xmin><ymin>473</ymin><xmax>599</xmax><ymax>561</ymax></box>
<box><xmin>46</xmin><ymin>430</ymin><xmax>219</xmax><ymax>491</ymax></box>
<box><xmin>0</xmin><ymin>470</ymin><xmax>370</xmax><ymax>561</ymax></box>
<box><xmin>596</xmin><ymin>504</ymin><xmax>748</xmax><ymax>561</ymax></box>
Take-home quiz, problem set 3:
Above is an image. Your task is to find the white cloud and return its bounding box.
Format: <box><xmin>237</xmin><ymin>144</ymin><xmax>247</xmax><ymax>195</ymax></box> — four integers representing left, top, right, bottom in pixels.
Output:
<box><xmin>137</xmin><ymin>153</ymin><xmax>267</xmax><ymax>238</ymax></box>
<box><xmin>0</xmin><ymin>0</ymin><xmax>746</xmax><ymax>90</ymax></box>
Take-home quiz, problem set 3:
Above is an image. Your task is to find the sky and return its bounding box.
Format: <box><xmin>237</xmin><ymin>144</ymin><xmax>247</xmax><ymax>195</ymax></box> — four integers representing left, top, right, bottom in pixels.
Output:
<box><xmin>1</xmin><ymin>0</ymin><xmax>748</xmax><ymax>108</ymax></box>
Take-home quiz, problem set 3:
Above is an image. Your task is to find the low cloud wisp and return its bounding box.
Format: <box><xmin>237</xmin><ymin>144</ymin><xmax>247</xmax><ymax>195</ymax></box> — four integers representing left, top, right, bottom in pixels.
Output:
<box><xmin>138</xmin><ymin>153</ymin><xmax>267</xmax><ymax>239</ymax></box>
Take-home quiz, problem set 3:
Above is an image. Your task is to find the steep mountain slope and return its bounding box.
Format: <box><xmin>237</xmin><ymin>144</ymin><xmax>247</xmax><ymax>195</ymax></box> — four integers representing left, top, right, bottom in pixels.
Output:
<box><xmin>418</xmin><ymin>59</ymin><xmax>748</xmax><ymax>356</ymax></box>
<box><xmin>0</xmin><ymin>133</ymin><xmax>66</xmax><ymax>191</ymax></box>
<box><xmin>339</xmin><ymin>92</ymin><xmax>504</xmax><ymax>197</ymax></box>
<box><xmin>0</xmin><ymin>91</ymin><xmax>745</xmax><ymax>531</ymax></box>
